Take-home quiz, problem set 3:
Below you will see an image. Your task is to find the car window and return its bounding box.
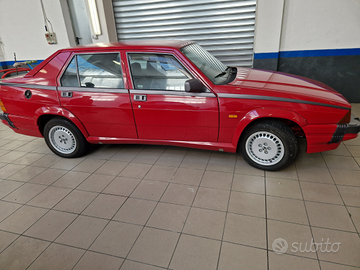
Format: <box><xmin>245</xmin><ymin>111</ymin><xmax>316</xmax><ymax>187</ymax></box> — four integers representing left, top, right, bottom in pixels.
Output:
<box><xmin>128</xmin><ymin>53</ymin><xmax>192</xmax><ymax>91</ymax></box>
<box><xmin>60</xmin><ymin>53</ymin><xmax>124</xmax><ymax>89</ymax></box>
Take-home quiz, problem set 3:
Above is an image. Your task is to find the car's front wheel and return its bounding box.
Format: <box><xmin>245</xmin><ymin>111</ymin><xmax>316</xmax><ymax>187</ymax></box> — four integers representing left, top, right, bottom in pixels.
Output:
<box><xmin>240</xmin><ymin>120</ymin><xmax>298</xmax><ymax>171</ymax></box>
<box><xmin>44</xmin><ymin>117</ymin><xmax>88</xmax><ymax>158</ymax></box>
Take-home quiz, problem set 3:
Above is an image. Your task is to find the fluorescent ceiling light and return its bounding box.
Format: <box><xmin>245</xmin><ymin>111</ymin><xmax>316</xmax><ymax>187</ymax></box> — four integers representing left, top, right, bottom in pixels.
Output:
<box><xmin>88</xmin><ymin>0</ymin><xmax>101</xmax><ymax>36</ymax></box>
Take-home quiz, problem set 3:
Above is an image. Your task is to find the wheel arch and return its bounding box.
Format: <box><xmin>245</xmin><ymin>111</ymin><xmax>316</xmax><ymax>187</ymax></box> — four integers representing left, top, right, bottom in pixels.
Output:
<box><xmin>34</xmin><ymin>106</ymin><xmax>89</xmax><ymax>138</ymax></box>
<box><xmin>232</xmin><ymin>108</ymin><xmax>307</xmax><ymax>150</ymax></box>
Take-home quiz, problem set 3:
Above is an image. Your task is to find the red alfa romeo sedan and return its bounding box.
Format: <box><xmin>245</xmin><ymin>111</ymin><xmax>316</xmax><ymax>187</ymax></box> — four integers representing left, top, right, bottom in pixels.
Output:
<box><xmin>1</xmin><ymin>40</ymin><xmax>359</xmax><ymax>170</ymax></box>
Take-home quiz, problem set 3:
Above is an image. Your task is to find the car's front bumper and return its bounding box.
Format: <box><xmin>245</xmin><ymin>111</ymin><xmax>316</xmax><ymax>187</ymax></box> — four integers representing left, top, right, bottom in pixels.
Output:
<box><xmin>329</xmin><ymin>115</ymin><xmax>360</xmax><ymax>144</ymax></box>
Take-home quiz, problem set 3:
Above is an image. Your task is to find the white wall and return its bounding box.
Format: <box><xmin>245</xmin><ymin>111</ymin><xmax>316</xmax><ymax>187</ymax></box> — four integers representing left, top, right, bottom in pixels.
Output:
<box><xmin>0</xmin><ymin>0</ymin><xmax>73</xmax><ymax>61</ymax></box>
<box><xmin>254</xmin><ymin>0</ymin><xmax>360</xmax><ymax>53</ymax></box>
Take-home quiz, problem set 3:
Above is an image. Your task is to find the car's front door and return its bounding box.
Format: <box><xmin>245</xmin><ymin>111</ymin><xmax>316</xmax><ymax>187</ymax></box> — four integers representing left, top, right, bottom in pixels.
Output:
<box><xmin>126</xmin><ymin>52</ymin><xmax>219</xmax><ymax>142</ymax></box>
<box><xmin>58</xmin><ymin>52</ymin><xmax>137</xmax><ymax>139</ymax></box>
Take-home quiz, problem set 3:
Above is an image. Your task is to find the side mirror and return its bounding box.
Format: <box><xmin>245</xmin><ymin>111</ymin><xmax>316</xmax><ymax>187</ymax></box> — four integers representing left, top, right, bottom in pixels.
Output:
<box><xmin>185</xmin><ymin>79</ymin><xmax>205</xmax><ymax>93</ymax></box>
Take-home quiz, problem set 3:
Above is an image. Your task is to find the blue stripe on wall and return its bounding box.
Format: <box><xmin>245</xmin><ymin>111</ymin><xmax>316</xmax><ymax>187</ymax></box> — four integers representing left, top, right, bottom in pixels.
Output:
<box><xmin>254</xmin><ymin>48</ymin><xmax>360</xmax><ymax>59</ymax></box>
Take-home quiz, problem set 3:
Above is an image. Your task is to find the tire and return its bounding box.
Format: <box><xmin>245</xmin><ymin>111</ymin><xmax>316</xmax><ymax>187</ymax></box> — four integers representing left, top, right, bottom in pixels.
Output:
<box><xmin>240</xmin><ymin>120</ymin><xmax>298</xmax><ymax>171</ymax></box>
<box><xmin>43</xmin><ymin>117</ymin><xmax>88</xmax><ymax>158</ymax></box>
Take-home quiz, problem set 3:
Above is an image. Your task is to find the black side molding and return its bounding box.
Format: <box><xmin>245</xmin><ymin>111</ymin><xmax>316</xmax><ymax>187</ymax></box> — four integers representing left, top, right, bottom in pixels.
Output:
<box><xmin>329</xmin><ymin>115</ymin><xmax>360</xmax><ymax>144</ymax></box>
<box><xmin>0</xmin><ymin>112</ymin><xmax>17</xmax><ymax>129</ymax></box>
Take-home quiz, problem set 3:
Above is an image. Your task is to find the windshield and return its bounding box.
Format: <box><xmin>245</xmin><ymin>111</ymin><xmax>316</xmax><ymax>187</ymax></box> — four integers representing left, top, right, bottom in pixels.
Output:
<box><xmin>180</xmin><ymin>43</ymin><xmax>229</xmax><ymax>85</ymax></box>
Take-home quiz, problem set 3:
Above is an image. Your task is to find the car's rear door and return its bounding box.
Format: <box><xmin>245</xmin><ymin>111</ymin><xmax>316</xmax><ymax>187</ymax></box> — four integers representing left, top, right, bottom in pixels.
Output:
<box><xmin>57</xmin><ymin>51</ymin><xmax>137</xmax><ymax>138</ymax></box>
<box><xmin>125</xmin><ymin>51</ymin><xmax>219</xmax><ymax>142</ymax></box>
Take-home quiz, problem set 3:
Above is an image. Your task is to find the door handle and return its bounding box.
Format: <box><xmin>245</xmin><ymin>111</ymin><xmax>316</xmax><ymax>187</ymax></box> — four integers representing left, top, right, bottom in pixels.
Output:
<box><xmin>134</xmin><ymin>94</ymin><xmax>147</xmax><ymax>101</ymax></box>
<box><xmin>61</xmin><ymin>91</ymin><xmax>73</xmax><ymax>98</ymax></box>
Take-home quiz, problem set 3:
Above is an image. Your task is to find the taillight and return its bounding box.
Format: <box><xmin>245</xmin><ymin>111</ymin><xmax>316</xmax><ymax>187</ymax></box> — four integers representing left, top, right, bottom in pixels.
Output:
<box><xmin>338</xmin><ymin>109</ymin><xmax>351</xmax><ymax>124</ymax></box>
<box><xmin>0</xmin><ymin>99</ymin><xmax>7</xmax><ymax>113</ymax></box>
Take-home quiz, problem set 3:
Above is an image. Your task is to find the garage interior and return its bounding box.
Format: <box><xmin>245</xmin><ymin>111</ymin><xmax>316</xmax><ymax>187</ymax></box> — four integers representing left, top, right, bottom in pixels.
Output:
<box><xmin>0</xmin><ymin>0</ymin><xmax>360</xmax><ymax>269</ymax></box>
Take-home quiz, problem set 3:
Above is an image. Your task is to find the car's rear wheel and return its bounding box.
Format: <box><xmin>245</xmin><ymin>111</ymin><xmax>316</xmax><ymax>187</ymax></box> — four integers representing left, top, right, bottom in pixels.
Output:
<box><xmin>44</xmin><ymin>118</ymin><xmax>88</xmax><ymax>158</ymax></box>
<box><xmin>240</xmin><ymin>120</ymin><xmax>298</xmax><ymax>171</ymax></box>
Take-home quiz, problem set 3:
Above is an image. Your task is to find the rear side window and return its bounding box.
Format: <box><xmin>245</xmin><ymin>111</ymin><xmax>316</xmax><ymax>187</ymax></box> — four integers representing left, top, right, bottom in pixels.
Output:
<box><xmin>60</xmin><ymin>53</ymin><xmax>124</xmax><ymax>89</ymax></box>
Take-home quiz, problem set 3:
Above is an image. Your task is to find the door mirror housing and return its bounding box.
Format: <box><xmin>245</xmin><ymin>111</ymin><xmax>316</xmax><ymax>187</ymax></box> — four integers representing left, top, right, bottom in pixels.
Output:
<box><xmin>185</xmin><ymin>79</ymin><xmax>205</xmax><ymax>93</ymax></box>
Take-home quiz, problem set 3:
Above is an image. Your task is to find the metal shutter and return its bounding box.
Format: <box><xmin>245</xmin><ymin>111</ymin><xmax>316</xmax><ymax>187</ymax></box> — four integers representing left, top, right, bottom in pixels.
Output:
<box><xmin>112</xmin><ymin>0</ymin><xmax>256</xmax><ymax>67</ymax></box>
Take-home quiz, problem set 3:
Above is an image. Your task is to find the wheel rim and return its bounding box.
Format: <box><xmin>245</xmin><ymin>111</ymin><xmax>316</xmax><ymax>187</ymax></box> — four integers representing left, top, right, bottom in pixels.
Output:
<box><xmin>245</xmin><ymin>131</ymin><xmax>285</xmax><ymax>166</ymax></box>
<box><xmin>48</xmin><ymin>125</ymin><xmax>77</xmax><ymax>154</ymax></box>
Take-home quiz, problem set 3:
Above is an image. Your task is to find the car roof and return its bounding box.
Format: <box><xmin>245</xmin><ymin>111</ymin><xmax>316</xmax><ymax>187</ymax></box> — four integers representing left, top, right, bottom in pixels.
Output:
<box><xmin>60</xmin><ymin>40</ymin><xmax>195</xmax><ymax>52</ymax></box>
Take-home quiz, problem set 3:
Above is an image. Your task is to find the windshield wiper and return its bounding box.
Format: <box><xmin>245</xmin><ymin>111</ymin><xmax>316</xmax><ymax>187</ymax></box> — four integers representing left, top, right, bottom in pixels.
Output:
<box><xmin>214</xmin><ymin>66</ymin><xmax>230</xmax><ymax>78</ymax></box>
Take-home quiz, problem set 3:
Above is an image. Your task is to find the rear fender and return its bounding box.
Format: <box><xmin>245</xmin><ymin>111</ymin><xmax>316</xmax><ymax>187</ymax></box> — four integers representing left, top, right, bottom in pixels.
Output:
<box><xmin>34</xmin><ymin>106</ymin><xmax>89</xmax><ymax>138</ymax></box>
<box><xmin>231</xmin><ymin>108</ymin><xmax>307</xmax><ymax>147</ymax></box>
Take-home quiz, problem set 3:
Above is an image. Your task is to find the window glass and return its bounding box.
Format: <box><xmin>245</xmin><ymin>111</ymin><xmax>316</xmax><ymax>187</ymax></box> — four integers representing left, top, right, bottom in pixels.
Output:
<box><xmin>128</xmin><ymin>53</ymin><xmax>192</xmax><ymax>91</ymax></box>
<box><xmin>60</xmin><ymin>57</ymin><xmax>78</xmax><ymax>87</ymax></box>
<box><xmin>60</xmin><ymin>53</ymin><xmax>124</xmax><ymax>89</ymax></box>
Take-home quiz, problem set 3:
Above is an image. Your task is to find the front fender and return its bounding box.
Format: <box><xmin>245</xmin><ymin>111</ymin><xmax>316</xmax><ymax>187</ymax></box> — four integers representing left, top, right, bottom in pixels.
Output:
<box><xmin>34</xmin><ymin>106</ymin><xmax>89</xmax><ymax>138</ymax></box>
<box><xmin>231</xmin><ymin>108</ymin><xmax>307</xmax><ymax>147</ymax></box>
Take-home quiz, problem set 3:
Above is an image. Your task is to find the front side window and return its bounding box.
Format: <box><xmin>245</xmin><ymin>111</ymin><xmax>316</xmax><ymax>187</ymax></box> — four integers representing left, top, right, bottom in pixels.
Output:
<box><xmin>60</xmin><ymin>53</ymin><xmax>124</xmax><ymax>89</ymax></box>
<box><xmin>128</xmin><ymin>53</ymin><xmax>192</xmax><ymax>91</ymax></box>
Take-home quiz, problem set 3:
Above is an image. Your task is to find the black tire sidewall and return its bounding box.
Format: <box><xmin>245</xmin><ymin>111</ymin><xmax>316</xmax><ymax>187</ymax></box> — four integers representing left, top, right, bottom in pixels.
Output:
<box><xmin>44</xmin><ymin>118</ymin><xmax>87</xmax><ymax>158</ymax></box>
<box><xmin>240</xmin><ymin>121</ymin><xmax>298</xmax><ymax>171</ymax></box>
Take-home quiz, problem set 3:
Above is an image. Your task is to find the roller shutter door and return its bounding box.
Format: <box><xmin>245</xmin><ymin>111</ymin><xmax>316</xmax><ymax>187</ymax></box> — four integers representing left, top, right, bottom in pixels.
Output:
<box><xmin>112</xmin><ymin>0</ymin><xmax>256</xmax><ymax>67</ymax></box>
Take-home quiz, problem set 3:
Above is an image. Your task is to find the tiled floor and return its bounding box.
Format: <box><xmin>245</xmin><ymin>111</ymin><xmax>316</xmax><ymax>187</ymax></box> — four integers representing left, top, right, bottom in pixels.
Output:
<box><xmin>0</xmin><ymin>104</ymin><xmax>360</xmax><ymax>270</ymax></box>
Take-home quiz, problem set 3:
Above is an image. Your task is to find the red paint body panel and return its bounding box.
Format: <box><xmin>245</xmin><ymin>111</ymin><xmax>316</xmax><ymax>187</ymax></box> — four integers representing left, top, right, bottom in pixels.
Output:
<box><xmin>0</xmin><ymin>40</ymin><xmax>358</xmax><ymax>157</ymax></box>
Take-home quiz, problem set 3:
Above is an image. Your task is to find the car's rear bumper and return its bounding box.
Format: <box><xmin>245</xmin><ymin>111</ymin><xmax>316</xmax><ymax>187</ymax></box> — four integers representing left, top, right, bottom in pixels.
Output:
<box><xmin>0</xmin><ymin>112</ymin><xmax>17</xmax><ymax>128</ymax></box>
<box><xmin>329</xmin><ymin>115</ymin><xmax>360</xmax><ymax>144</ymax></box>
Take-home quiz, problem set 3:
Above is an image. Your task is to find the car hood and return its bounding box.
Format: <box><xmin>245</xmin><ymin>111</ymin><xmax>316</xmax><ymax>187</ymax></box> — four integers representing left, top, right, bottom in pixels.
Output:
<box><xmin>215</xmin><ymin>67</ymin><xmax>350</xmax><ymax>108</ymax></box>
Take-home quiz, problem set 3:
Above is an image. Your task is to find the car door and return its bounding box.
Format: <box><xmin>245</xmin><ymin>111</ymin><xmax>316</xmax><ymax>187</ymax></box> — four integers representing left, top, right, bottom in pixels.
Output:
<box><xmin>58</xmin><ymin>51</ymin><xmax>137</xmax><ymax>138</ymax></box>
<box><xmin>126</xmin><ymin>51</ymin><xmax>219</xmax><ymax>142</ymax></box>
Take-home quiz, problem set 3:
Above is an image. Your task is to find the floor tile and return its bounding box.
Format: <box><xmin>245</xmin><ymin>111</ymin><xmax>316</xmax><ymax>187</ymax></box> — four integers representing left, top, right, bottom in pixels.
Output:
<box><xmin>130</xmin><ymin>180</ymin><xmax>168</xmax><ymax>201</ymax></box>
<box><xmin>11</xmin><ymin>152</ymin><xmax>45</xmax><ymax>165</ymax></box>
<box><xmin>232</xmin><ymin>174</ymin><xmax>264</xmax><ymax>194</ymax></box>
<box><xmin>337</xmin><ymin>185</ymin><xmax>360</xmax><ymax>207</ymax></box>
<box><xmin>90</xmin><ymin>221</ymin><xmax>142</xmax><ymax>257</ymax></box>
<box><xmin>160</xmin><ymin>183</ymin><xmax>197</xmax><ymax>206</ymax></box>
<box><xmin>228</xmin><ymin>191</ymin><xmax>265</xmax><ymax>218</ymax></box>
<box><xmin>52</xmin><ymin>171</ymin><xmax>91</xmax><ymax>189</ymax></box>
<box><xmin>128</xmin><ymin>227</ymin><xmax>179</xmax><ymax>268</ymax></box>
<box><xmin>24</xmin><ymin>210</ymin><xmax>77</xmax><ymax>241</ymax></box>
<box><xmin>53</xmin><ymin>189</ymin><xmax>98</xmax><ymax>214</ymax></box>
<box><xmin>102</xmin><ymin>176</ymin><xmax>141</xmax><ymax>196</ymax></box>
<box><xmin>27</xmin><ymin>243</ymin><xmax>85</xmax><ymax>270</ymax></box>
<box><xmin>95</xmin><ymin>160</ymin><xmax>128</xmax><ymax>176</ymax></box>
<box><xmin>31</xmin><ymin>154</ymin><xmax>62</xmax><ymax>167</ymax></box>
<box><xmin>330</xmin><ymin>169</ymin><xmax>360</xmax><ymax>186</ymax></box>
<box><xmin>120</xmin><ymin>260</ymin><xmax>164</xmax><ymax>270</ymax></box>
<box><xmin>218</xmin><ymin>242</ymin><xmax>267</xmax><ymax>270</ymax></box>
<box><xmin>118</xmin><ymin>163</ymin><xmax>152</xmax><ymax>178</ymax></box>
<box><xmin>266</xmin><ymin>164</ymin><xmax>298</xmax><ymax>180</ymax></box>
<box><xmin>300</xmin><ymin>182</ymin><xmax>343</xmax><ymax>204</ymax></box>
<box><xmin>346</xmin><ymin>145</ymin><xmax>360</xmax><ymax>157</ymax></box>
<box><xmin>55</xmin><ymin>215</ymin><xmax>108</xmax><ymax>249</ymax></box>
<box><xmin>110</xmin><ymin>146</ymin><xmax>143</xmax><ymax>162</ymax></box>
<box><xmin>0</xmin><ymin>205</ymin><xmax>47</xmax><ymax>234</ymax></box>
<box><xmin>113</xmin><ymin>198</ymin><xmax>157</xmax><ymax>225</ymax></box>
<box><xmin>347</xmin><ymin>206</ymin><xmax>360</xmax><ymax>232</ymax></box>
<box><xmin>180</xmin><ymin>150</ymin><xmax>210</xmax><ymax>170</ymax></box>
<box><xmin>0</xmin><ymin>200</ymin><xmax>22</xmax><ymax>222</ymax></box>
<box><xmin>86</xmin><ymin>145</ymin><xmax>120</xmax><ymax>160</ymax></box>
<box><xmin>7</xmin><ymin>166</ymin><xmax>46</xmax><ymax>182</ymax></box>
<box><xmin>82</xmin><ymin>193</ymin><xmax>126</xmax><ymax>219</ymax></box>
<box><xmin>183</xmin><ymin>207</ymin><xmax>226</xmax><ymax>240</ymax></box>
<box><xmin>223</xmin><ymin>213</ymin><xmax>266</xmax><ymax>248</ymax></box>
<box><xmin>206</xmin><ymin>152</ymin><xmax>236</xmax><ymax>173</ymax></box>
<box><xmin>323</xmin><ymin>155</ymin><xmax>360</xmax><ymax>170</ymax></box>
<box><xmin>0</xmin><ymin>150</ymin><xmax>27</xmax><ymax>163</ymax></box>
<box><xmin>76</xmin><ymin>173</ymin><xmax>115</xmax><ymax>192</ymax></box>
<box><xmin>267</xmin><ymin>219</ymin><xmax>316</xmax><ymax>259</ymax></box>
<box><xmin>268</xmin><ymin>252</ymin><xmax>320</xmax><ymax>270</ymax></box>
<box><xmin>170</xmin><ymin>234</ymin><xmax>221</xmax><ymax>270</ymax></box>
<box><xmin>28</xmin><ymin>168</ymin><xmax>67</xmax><ymax>185</ymax></box>
<box><xmin>297</xmin><ymin>167</ymin><xmax>334</xmax><ymax>184</ymax></box>
<box><xmin>147</xmin><ymin>202</ymin><xmax>189</xmax><ymax>232</ymax></box>
<box><xmin>322</xmin><ymin>143</ymin><xmax>351</xmax><ymax>156</ymax></box>
<box><xmin>144</xmin><ymin>165</ymin><xmax>177</xmax><ymax>182</ymax></box>
<box><xmin>234</xmin><ymin>156</ymin><xmax>265</xmax><ymax>176</ymax></box>
<box><xmin>193</xmin><ymin>187</ymin><xmax>230</xmax><ymax>211</ymax></box>
<box><xmin>132</xmin><ymin>147</ymin><xmax>164</xmax><ymax>164</ymax></box>
<box><xmin>266</xmin><ymin>177</ymin><xmax>303</xmax><ymax>200</ymax></box>
<box><xmin>73</xmin><ymin>251</ymin><xmax>124</xmax><ymax>270</ymax></box>
<box><xmin>4</xmin><ymin>183</ymin><xmax>47</xmax><ymax>204</ymax></box>
<box><xmin>51</xmin><ymin>157</ymin><xmax>85</xmax><ymax>170</ymax></box>
<box><xmin>0</xmin><ymin>180</ymin><xmax>23</xmax><ymax>199</ymax></box>
<box><xmin>0</xmin><ymin>236</ymin><xmax>50</xmax><ymax>270</ymax></box>
<box><xmin>200</xmin><ymin>170</ymin><xmax>233</xmax><ymax>190</ymax></box>
<box><xmin>0</xmin><ymin>164</ymin><xmax>26</xmax><ymax>179</ymax></box>
<box><xmin>267</xmin><ymin>196</ymin><xmax>308</xmax><ymax>225</ymax></box>
<box><xmin>72</xmin><ymin>159</ymin><xmax>106</xmax><ymax>173</ymax></box>
<box><xmin>312</xmin><ymin>227</ymin><xmax>360</xmax><ymax>267</ymax></box>
<box><xmin>320</xmin><ymin>261</ymin><xmax>360</xmax><ymax>270</ymax></box>
<box><xmin>172</xmin><ymin>167</ymin><xmax>204</xmax><ymax>185</ymax></box>
<box><xmin>0</xmin><ymin>230</ymin><xmax>18</xmax><ymax>253</ymax></box>
<box><xmin>155</xmin><ymin>148</ymin><xmax>187</xmax><ymax>167</ymax></box>
<box><xmin>295</xmin><ymin>152</ymin><xmax>327</xmax><ymax>169</ymax></box>
<box><xmin>27</xmin><ymin>186</ymin><xmax>71</xmax><ymax>208</ymax></box>
<box><xmin>305</xmin><ymin>201</ymin><xmax>356</xmax><ymax>232</ymax></box>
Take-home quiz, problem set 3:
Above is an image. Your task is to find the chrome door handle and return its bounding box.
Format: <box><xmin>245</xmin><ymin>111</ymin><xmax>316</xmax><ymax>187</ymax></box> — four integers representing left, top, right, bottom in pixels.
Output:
<box><xmin>61</xmin><ymin>91</ymin><xmax>73</xmax><ymax>98</ymax></box>
<box><xmin>134</xmin><ymin>94</ymin><xmax>147</xmax><ymax>101</ymax></box>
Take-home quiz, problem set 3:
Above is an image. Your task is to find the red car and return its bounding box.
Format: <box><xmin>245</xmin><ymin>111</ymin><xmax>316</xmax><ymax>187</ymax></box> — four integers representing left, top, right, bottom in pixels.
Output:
<box><xmin>1</xmin><ymin>40</ymin><xmax>359</xmax><ymax>170</ymax></box>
